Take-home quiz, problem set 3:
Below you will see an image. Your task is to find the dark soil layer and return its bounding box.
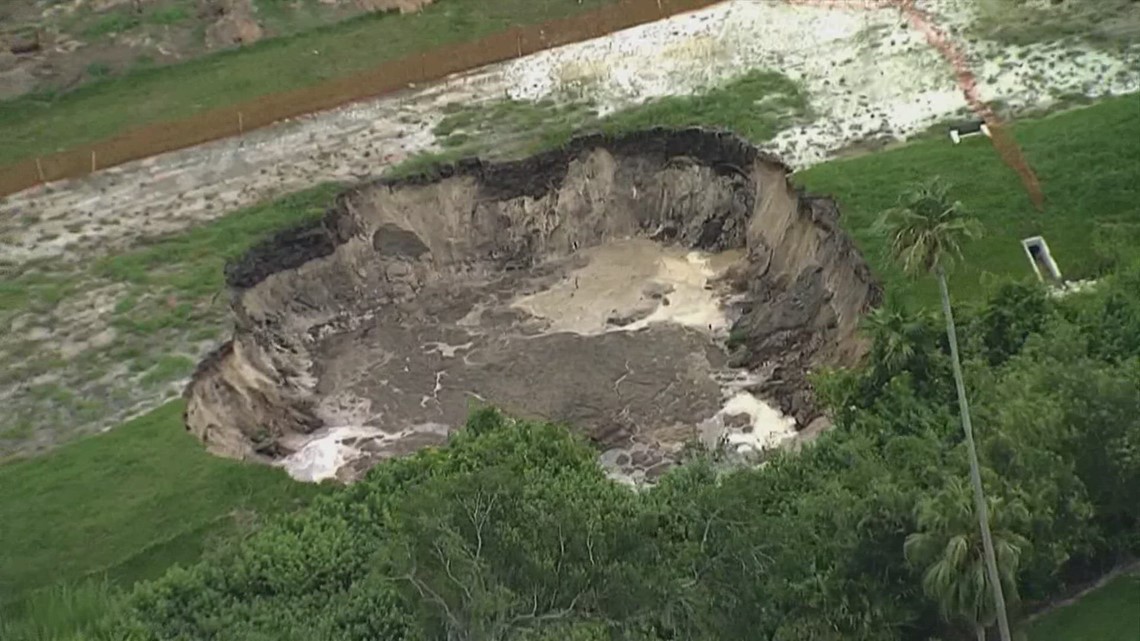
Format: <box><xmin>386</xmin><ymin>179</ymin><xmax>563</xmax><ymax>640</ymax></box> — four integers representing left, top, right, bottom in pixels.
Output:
<box><xmin>186</xmin><ymin>128</ymin><xmax>882</xmax><ymax>482</ymax></box>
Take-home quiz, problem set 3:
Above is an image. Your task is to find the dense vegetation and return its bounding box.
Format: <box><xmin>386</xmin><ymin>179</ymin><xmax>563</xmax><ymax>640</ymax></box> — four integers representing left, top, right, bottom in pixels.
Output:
<box><xmin>8</xmin><ymin>258</ymin><xmax>1135</xmax><ymax>641</ymax></box>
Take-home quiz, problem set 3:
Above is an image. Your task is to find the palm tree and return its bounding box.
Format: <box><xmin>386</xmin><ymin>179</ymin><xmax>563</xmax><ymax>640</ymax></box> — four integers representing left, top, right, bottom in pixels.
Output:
<box><xmin>875</xmin><ymin>177</ymin><xmax>1014</xmax><ymax>641</ymax></box>
<box><xmin>904</xmin><ymin>477</ymin><xmax>1030</xmax><ymax>641</ymax></box>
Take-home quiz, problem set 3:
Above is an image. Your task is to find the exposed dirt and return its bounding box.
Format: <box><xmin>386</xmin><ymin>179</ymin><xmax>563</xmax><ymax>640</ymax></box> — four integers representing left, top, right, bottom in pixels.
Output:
<box><xmin>184</xmin><ymin>129</ymin><xmax>882</xmax><ymax>483</ymax></box>
<box><xmin>201</xmin><ymin>0</ymin><xmax>263</xmax><ymax>49</ymax></box>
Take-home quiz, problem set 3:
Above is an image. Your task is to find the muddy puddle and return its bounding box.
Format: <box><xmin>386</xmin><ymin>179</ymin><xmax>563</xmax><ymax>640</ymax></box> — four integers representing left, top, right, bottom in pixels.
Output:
<box><xmin>511</xmin><ymin>239</ymin><xmax>744</xmax><ymax>336</ymax></box>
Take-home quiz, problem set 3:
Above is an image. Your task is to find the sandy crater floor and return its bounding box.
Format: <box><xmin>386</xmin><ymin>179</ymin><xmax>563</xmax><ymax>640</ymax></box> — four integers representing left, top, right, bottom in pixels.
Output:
<box><xmin>280</xmin><ymin>239</ymin><xmax>795</xmax><ymax>484</ymax></box>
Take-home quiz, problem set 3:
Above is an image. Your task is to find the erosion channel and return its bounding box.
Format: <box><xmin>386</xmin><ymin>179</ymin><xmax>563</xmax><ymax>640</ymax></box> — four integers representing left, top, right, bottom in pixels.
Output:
<box><xmin>184</xmin><ymin>129</ymin><xmax>882</xmax><ymax>484</ymax></box>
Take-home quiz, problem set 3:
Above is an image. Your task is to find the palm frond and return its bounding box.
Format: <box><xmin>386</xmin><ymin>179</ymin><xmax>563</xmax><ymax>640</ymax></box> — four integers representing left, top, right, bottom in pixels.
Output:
<box><xmin>906</xmin><ymin>476</ymin><xmax>1030</xmax><ymax>633</ymax></box>
<box><xmin>874</xmin><ymin>177</ymin><xmax>983</xmax><ymax>278</ymax></box>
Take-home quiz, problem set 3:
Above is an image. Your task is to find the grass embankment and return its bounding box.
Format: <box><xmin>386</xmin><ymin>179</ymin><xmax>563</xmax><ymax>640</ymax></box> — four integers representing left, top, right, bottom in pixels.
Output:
<box><xmin>0</xmin><ymin>0</ymin><xmax>616</xmax><ymax>167</ymax></box>
<box><xmin>0</xmin><ymin>402</ymin><xmax>327</xmax><ymax>606</ymax></box>
<box><xmin>795</xmin><ymin>93</ymin><xmax>1140</xmax><ymax>306</ymax></box>
<box><xmin>1030</xmin><ymin>572</ymin><xmax>1140</xmax><ymax>641</ymax></box>
<box><xmin>975</xmin><ymin>0</ymin><xmax>1140</xmax><ymax>47</ymax></box>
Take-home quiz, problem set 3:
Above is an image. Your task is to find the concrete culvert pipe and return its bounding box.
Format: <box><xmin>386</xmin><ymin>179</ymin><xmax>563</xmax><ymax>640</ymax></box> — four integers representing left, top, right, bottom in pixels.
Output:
<box><xmin>184</xmin><ymin>128</ymin><xmax>883</xmax><ymax>485</ymax></box>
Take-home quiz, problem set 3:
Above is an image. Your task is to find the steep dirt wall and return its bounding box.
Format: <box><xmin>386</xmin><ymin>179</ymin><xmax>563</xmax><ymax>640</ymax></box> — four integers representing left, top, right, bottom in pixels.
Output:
<box><xmin>185</xmin><ymin>128</ymin><xmax>882</xmax><ymax>470</ymax></box>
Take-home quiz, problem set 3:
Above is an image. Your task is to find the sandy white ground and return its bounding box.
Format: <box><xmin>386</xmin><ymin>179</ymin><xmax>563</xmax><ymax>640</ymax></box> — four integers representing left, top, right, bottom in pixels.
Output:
<box><xmin>2</xmin><ymin>0</ymin><xmax>1137</xmax><ymax>263</ymax></box>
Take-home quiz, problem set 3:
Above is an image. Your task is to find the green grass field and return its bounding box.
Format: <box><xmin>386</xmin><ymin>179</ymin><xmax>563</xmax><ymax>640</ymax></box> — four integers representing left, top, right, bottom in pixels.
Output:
<box><xmin>0</xmin><ymin>401</ymin><xmax>327</xmax><ymax>606</ymax></box>
<box><xmin>598</xmin><ymin>70</ymin><xmax>812</xmax><ymax>141</ymax></box>
<box><xmin>1030</xmin><ymin>573</ymin><xmax>1140</xmax><ymax>641</ymax></box>
<box><xmin>795</xmin><ymin>93</ymin><xmax>1140</xmax><ymax>307</ymax></box>
<box><xmin>0</xmin><ymin>0</ymin><xmax>616</xmax><ymax>167</ymax></box>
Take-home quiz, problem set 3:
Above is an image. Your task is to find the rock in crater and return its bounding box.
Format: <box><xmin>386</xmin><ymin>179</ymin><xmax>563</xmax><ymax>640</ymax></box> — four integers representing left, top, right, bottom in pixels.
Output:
<box><xmin>184</xmin><ymin>128</ymin><xmax>882</xmax><ymax>484</ymax></box>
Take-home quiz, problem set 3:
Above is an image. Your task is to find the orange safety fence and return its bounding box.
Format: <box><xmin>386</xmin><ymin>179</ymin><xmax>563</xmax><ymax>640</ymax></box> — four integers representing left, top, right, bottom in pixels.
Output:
<box><xmin>788</xmin><ymin>0</ymin><xmax>1044</xmax><ymax>208</ymax></box>
<box><xmin>0</xmin><ymin>0</ymin><xmax>725</xmax><ymax>199</ymax></box>
<box><xmin>785</xmin><ymin>0</ymin><xmax>1045</xmax><ymax>210</ymax></box>
<box><xmin>2</xmin><ymin>0</ymin><xmax>1046</xmax><ymax>211</ymax></box>
<box><xmin>895</xmin><ymin>0</ymin><xmax>1045</xmax><ymax>210</ymax></box>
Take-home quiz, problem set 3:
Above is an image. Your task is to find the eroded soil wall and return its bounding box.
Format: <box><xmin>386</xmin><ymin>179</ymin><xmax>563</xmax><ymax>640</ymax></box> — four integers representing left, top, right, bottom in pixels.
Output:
<box><xmin>185</xmin><ymin>128</ymin><xmax>881</xmax><ymax>477</ymax></box>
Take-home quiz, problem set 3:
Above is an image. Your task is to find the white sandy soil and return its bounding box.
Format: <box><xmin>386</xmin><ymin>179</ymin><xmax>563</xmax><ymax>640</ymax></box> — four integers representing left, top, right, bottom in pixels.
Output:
<box><xmin>2</xmin><ymin>0</ymin><xmax>1137</xmax><ymax>263</ymax></box>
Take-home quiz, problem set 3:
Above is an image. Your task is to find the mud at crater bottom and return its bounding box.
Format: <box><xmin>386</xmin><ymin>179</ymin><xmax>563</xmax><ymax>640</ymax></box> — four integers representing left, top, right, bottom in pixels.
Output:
<box><xmin>286</xmin><ymin>239</ymin><xmax>794</xmax><ymax>484</ymax></box>
<box><xmin>186</xmin><ymin>129</ymin><xmax>881</xmax><ymax>485</ymax></box>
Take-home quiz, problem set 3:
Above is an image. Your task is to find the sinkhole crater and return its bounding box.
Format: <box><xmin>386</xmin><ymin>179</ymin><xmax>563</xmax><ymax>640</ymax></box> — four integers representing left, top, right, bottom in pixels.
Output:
<box><xmin>185</xmin><ymin>128</ymin><xmax>882</xmax><ymax>483</ymax></box>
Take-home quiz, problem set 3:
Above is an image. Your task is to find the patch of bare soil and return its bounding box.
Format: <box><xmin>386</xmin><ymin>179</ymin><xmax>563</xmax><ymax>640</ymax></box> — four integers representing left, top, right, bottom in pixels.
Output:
<box><xmin>356</xmin><ymin>0</ymin><xmax>433</xmax><ymax>12</ymax></box>
<box><xmin>185</xmin><ymin>129</ymin><xmax>882</xmax><ymax>484</ymax></box>
<box><xmin>202</xmin><ymin>0</ymin><xmax>263</xmax><ymax>49</ymax></box>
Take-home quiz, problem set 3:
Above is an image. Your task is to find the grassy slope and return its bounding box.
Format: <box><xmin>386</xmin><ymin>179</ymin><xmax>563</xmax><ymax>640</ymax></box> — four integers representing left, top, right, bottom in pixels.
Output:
<box><xmin>0</xmin><ymin>0</ymin><xmax>614</xmax><ymax>166</ymax></box>
<box><xmin>0</xmin><ymin>401</ymin><xmax>327</xmax><ymax>605</ymax></box>
<box><xmin>1030</xmin><ymin>573</ymin><xmax>1140</xmax><ymax>641</ymax></box>
<box><xmin>91</xmin><ymin>184</ymin><xmax>341</xmax><ymax>300</ymax></box>
<box><xmin>795</xmin><ymin>93</ymin><xmax>1140</xmax><ymax>307</ymax></box>
<box><xmin>598</xmin><ymin>70</ymin><xmax>811</xmax><ymax>141</ymax></box>
<box><xmin>412</xmin><ymin>69</ymin><xmax>812</xmax><ymax>169</ymax></box>
<box><xmin>0</xmin><ymin>187</ymin><xmax>338</xmax><ymax>602</ymax></box>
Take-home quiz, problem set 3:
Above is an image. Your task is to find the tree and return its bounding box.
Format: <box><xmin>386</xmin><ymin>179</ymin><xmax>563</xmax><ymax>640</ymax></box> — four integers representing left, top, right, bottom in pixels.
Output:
<box><xmin>862</xmin><ymin>302</ymin><xmax>940</xmax><ymax>378</ymax></box>
<box><xmin>972</xmin><ymin>282</ymin><xmax>1055</xmax><ymax>367</ymax></box>
<box><xmin>859</xmin><ymin>299</ymin><xmax>953</xmax><ymax>408</ymax></box>
<box><xmin>379</xmin><ymin>456</ymin><xmax>641</xmax><ymax>640</ymax></box>
<box><xmin>904</xmin><ymin>477</ymin><xmax>1029</xmax><ymax>641</ymax></box>
<box><xmin>875</xmin><ymin>177</ymin><xmax>1014</xmax><ymax>641</ymax></box>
